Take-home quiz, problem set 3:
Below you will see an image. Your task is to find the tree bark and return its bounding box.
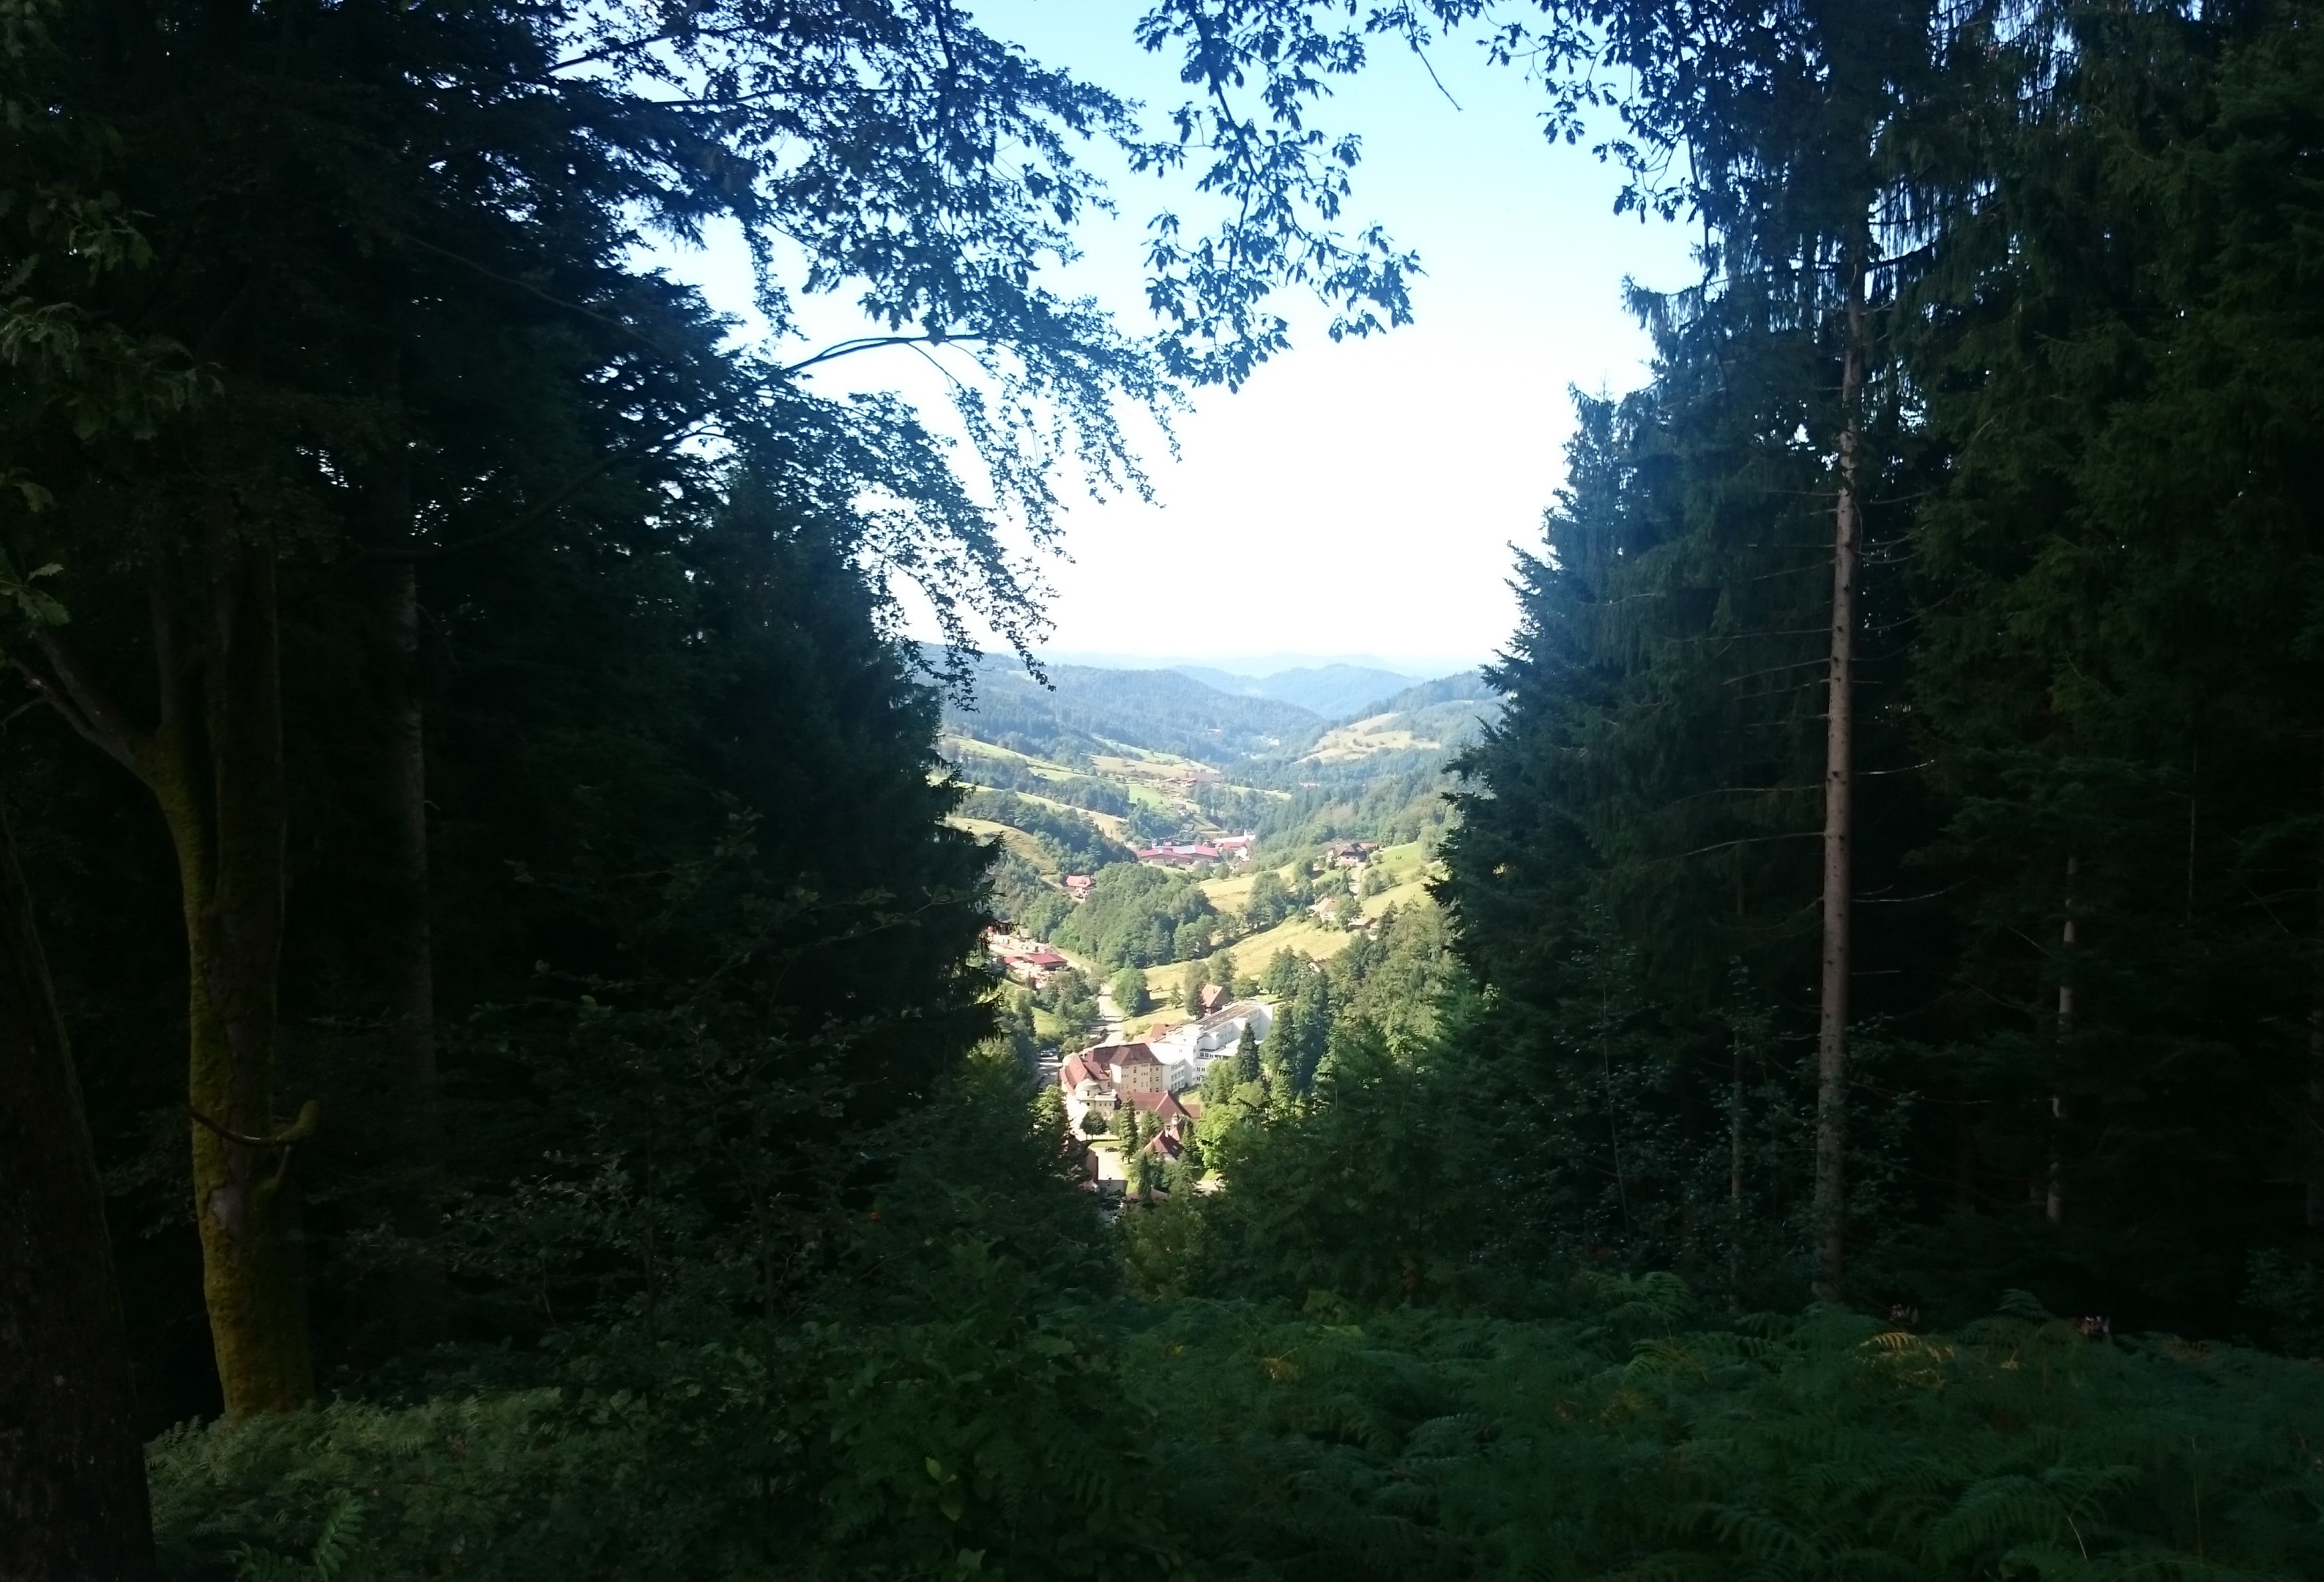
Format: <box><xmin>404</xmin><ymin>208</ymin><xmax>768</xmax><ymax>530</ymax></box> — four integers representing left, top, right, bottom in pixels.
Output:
<box><xmin>2051</xmin><ymin>853</ymin><xmax>2074</xmax><ymax>1226</ymax></box>
<box><xmin>165</xmin><ymin>540</ymin><xmax>313</xmax><ymax>1415</ymax></box>
<box><xmin>0</xmin><ymin>795</ymin><xmax>157</xmax><ymax>1582</ymax></box>
<box><xmin>30</xmin><ymin>541</ymin><xmax>313</xmax><ymax>1414</ymax></box>
<box><xmin>387</xmin><ymin>559</ymin><xmax>446</xmax><ymax>1340</ymax></box>
<box><xmin>1813</xmin><ymin>247</ymin><xmax>1867</xmax><ymax>1301</ymax></box>
<box><xmin>1727</xmin><ymin>1022</ymin><xmax>1744</xmax><ymax>1303</ymax></box>
<box><xmin>2309</xmin><ymin>751</ymin><xmax>2323</xmax><ymax>1231</ymax></box>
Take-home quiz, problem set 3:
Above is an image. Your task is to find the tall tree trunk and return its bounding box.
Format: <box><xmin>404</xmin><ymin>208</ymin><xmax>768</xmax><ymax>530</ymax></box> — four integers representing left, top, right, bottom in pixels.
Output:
<box><xmin>2309</xmin><ymin>751</ymin><xmax>2323</xmax><ymax>1232</ymax></box>
<box><xmin>33</xmin><ymin>544</ymin><xmax>313</xmax><ymax>1414</ymax></box>
<box><xmin>1813</xmin><ymin>248</ymin><xmax>1867</xmax><ymax>1301</ymax></box>
<box><xmin>164</xmin><ymin>541</ymin><xmax>313</xmax><ymax>1416</ymax></box>
<box><xmin>0</xmin><ymin>797</ymin><xmax>157</xmax><ymax>1582</ymax></box>
<box><xmin>2051</xmin><ymin>853</ymin><xmax>2074</xmax><ymax>1226</ymax></box>
<box><xmin>387</xmin><ymin>558</ymin><xmax>445</xmax><ymax>1341</ymax></box>
<box><xmin>1727</xmin><ymin>1022</ymin><xmax>1744</xmax><ymax>1303</ymax></box>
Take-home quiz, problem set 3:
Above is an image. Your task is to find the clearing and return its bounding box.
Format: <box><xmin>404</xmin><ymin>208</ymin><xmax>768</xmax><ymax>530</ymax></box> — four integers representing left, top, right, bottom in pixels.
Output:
<box><xmin>946</xmin><ymin>816</ymin><xmax>1054</xmax><ymax>875</ymax></box>
<box><xmin>1300</xmin><ymin>713</ymin><xmax>1440</xmax><ymax>764</ymax></box>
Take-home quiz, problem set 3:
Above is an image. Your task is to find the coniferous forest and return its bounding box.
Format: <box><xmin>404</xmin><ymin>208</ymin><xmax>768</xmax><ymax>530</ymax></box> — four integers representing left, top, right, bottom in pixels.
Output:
<box><xmin>7</xmin><ymin>2</ymin><xmax>2324</xmax><ymax>1579</ymax></box>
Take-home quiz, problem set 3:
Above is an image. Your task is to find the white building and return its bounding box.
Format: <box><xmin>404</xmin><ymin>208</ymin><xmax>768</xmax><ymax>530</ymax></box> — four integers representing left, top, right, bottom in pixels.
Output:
<box><xmin>1152</xmin><ymin>999</ymin><xmax>1273</xmax><ymax>1088</ymax></box>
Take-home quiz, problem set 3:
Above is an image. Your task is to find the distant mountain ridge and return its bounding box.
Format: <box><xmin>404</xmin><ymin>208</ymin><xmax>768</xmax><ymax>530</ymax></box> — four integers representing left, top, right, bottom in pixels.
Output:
<box><xmin>1287</xmin><ymin>668</ymin><xmax>1504</xmax><ymax>773</ymax></box>
<box><xmin>1365</xmin><ymin>668</ymin><xmax>1502</xmax><ymax>716</ymax></box>
<box><xmin>936</xmin><ymin>647</ymin><xmax>1502</xmax><ymax>771</ymax></box>
<box><xmin>939</xmin><ymin>650</ymin><xmax>1325</xmax><ymax>765</ymax></box>
<box><xmin>1171</xmin><ymin>662</ymin><xmax>1416</xmax><ymax>720</ymax></box>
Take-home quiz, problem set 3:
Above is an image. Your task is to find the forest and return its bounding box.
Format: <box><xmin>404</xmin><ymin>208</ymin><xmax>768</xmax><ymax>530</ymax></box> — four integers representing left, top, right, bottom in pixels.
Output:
<box><xmin>6</xmin><ymin>2</ymin><xmax>2324</xmax><ymax>1581</ymax></box>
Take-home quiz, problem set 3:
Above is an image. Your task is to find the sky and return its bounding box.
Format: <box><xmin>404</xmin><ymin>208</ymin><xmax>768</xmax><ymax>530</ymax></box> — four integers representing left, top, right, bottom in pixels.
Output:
<box><xmin>662</xmin><ymin>3</ymin><xmax>1697</xmax><ymax>676</ymax></box>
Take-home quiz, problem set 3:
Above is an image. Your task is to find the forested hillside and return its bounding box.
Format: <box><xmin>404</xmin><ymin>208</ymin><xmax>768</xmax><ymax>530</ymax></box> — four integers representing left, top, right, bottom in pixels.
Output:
<box><xmin>8</xmin><ymin>2</ymin><xmax>2324</xmax><ymax>1580</ymax></box>
<box><xmin>1172</xmin><ymin>661</ymin><xmax>1419</xmax><ymax>718</ymax></box>
<box><xmin>941</xmin><ymin>652</ymin><xmax>1327</xmax><ymax>763</ymax></box>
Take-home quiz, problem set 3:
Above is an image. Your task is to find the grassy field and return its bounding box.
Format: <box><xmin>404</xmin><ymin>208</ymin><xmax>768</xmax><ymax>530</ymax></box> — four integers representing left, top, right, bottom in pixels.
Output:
<box><xmin>1200</xmin><ymin>870</ymin><xmax>1257</xmax><ymax>912</ymax></box>
<box><xmin>1300</xmin><ymin>713</ymin><xmax>1442</xmax><ymax>763</ymax></box>
<box><xmin>1361</xmin><ymin>877</ymin><xmax>1431</xmax><ymax>918</ymax></box>
<box><xmin>1119</xmin><ymin>1003</ymin><xmax>1188</xmax><ymax>1039</ymax></box>
<box><xmin>998</xmin><ymin>787</ymin><xmax>1129</xmax><ymax>843</ymax></box>
<box><xmin>939</xmin><ymin>733</ymin><xmax>1081</xmax><ymax>776</ymax></box>
<box><xmin>1366</xmin><ymin>840</ymin><xmax>1428</xmax><ymax>881</ymax></box>
<box><xmin>1202</xmin><ymin>855</ymin><xmax>1308</xmax><ymax>916</ymax></box>
<box><xmin>946</xmin><ymin>816</ymin><xmax>1055</xmax><ymax>875</ymax></box>
<box><xmin>1231</xmin><ymin>912</ymin><xmax>1360</xmax><ymax>965</ymax></box>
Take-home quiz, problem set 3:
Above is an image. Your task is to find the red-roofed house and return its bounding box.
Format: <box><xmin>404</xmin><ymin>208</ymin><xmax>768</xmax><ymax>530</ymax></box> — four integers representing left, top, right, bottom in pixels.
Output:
<box><xmin>1137</xmin><ymin>842</ymin><xmax>1223</xmax><ymax>869</ymax></box>
<box><xmin>1059</xmin><ymin>1041</ymin><xmax>1172</xmax><ymax>1130</ymax></box>
<box><xmin>1058</xmin><ymin>1050</ymin><xmax>1117</xmax><ymax>1132</ymax></box>
<box><xmin>1004</xmin><ymin>948</ymin><xmax>1068</xmax><ymax>987</ymax></box>
<box><xmin>1121</xmin><ymin>1086</ymin><xmax>1193</xmax><ymax>1140</ymax></box>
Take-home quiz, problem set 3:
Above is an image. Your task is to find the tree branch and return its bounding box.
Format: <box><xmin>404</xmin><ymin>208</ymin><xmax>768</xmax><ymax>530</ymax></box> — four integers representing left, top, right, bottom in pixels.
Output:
<box><xmin>186</xmin><ymin>1098</ymin><xmax>319</xmax><ymax>1150</ymax></box>
<box><xmin>365</xmin><ymin>420</ymin><xmax>710</xmax><ymax>565</ymax></box>
<box><xmin>17</xmin><ymin>635</ymin><xmax>144</xmax><ymax>773</ymax></box>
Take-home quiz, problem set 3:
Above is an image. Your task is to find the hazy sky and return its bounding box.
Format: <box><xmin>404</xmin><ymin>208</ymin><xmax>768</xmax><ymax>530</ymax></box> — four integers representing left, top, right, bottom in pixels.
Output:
<box><xmin>666</xmin><ymin>4</ymin><xmax>1696</xmax><ymax>672</ymax></box>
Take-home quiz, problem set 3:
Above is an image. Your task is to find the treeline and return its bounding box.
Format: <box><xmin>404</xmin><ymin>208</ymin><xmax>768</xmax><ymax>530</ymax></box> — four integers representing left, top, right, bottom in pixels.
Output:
<box><xmin>0</xmin><ymin>0</ymin><xmax>1388</xmax><ymax>1570</ymax></box>
<box><xmin>1243</xmin><ymin>761</ymin><xmax>1456</xmax><ymax>857</ymax></box>
<box><xmin>940</xmin><ymin>654</ymin><xmax>1326</xmax><ymax>765</ymax></box>
<box><xmin>1437</xmin><ymin>0</ymin><xmax>2324</xmax><ymax>1337</ymax></box>
<box><xmin>946</xmin><ymin>749</ymin><xmax>1133</xmax><ymax>817</ymax></box>
<box><xmin>956</xmin><ymin>787</ymin><xmax>1131</xmax><ymax>876</ymax></box>
<box><xmin>1054</xmin><ymin>864</ymin><xmax>1222</xmax><ymax>969</ymax></box>
<box><xmin>18</xmin><ymin>1</ymin><xmax>2324</xmax><ymax>1577</ymax></box>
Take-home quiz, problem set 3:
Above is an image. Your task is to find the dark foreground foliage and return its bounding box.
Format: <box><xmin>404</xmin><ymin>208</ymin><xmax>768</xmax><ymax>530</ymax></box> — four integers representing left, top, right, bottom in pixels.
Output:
<box><xmin>152</xmin><ymin>1062</ymin><xmax>2324</xmax><ymax>1581</ymax></box>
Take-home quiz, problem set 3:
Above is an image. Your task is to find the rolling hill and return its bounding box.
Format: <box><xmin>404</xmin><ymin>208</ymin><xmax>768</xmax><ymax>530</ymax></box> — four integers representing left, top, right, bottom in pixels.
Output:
<box><xmin>1295</xmin><ymin>669</ymin><xmax>1504</xmax><ymax>767</ymax></box>
<box><xmin>939</xmin><ymin>651</ymin><xmax>1326</xmax><ymax>765</ymax></box>
<box><xmin>1171</xmin><ymin>662</ymin><xmax>1418</xmax><ymax>719</ymax></box>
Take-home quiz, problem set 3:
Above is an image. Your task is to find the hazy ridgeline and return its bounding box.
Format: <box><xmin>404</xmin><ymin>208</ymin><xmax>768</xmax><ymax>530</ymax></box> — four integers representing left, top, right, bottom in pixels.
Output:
<box><xmin>5</xmin><ymin>2</ymin><xmax>2324</xmax><ymax>1579</ymax></box>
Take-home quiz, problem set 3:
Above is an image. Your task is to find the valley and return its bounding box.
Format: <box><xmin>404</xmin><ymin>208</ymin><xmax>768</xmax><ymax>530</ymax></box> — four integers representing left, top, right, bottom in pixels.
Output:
<box><xmin>941</xmin><ymin>658</ymin><xmax>1497</xmax><ymax>1012</ymax></box>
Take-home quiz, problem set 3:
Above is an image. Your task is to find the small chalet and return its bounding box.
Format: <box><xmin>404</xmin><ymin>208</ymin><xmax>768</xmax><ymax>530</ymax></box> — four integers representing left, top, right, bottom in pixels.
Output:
<box><xmin>1064</xmin><ymin>874</ymin><xmax>1095</xmax><ymax>899</ymax></box>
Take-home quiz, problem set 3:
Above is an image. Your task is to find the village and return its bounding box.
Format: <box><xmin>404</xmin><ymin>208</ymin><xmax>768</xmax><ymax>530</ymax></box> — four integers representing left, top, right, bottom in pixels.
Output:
<box><xmin>981</xmin><ymin>831</ymin><xmax>1403</xmax><ymax>1200</ymax></box>
<box><xmin>1051</xmin><ymin>995</ymin><xmax>1273</xmax><ymax>1192</ymax></box>
<box><xmin>983</xmin><ymin>917</ymin><xmax>1273</xmax><ymax>1194</ymax></box>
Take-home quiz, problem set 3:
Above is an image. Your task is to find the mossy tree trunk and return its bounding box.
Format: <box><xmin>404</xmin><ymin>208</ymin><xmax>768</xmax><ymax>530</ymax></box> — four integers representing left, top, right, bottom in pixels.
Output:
<box><xmin>31</xmin><ymin>532</ymin><xmax>313</xmax><ymax>1418</ymax></box>
<box><xmin>0</xmin><ymin>792</ymin><xmax>157</xmax><ymax>1581</ymax></box>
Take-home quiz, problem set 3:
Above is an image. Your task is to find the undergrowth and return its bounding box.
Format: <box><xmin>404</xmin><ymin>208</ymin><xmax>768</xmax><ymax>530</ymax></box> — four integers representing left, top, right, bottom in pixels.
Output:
<box><xmin>152</xmin><ymin>1274</ymin><xmax>2324</xmax><ymax>1581</ymax></box>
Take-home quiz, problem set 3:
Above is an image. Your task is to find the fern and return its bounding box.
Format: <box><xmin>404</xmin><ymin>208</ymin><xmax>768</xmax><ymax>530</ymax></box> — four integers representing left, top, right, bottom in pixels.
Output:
<box><xmin>229</xmin><ymin>1497</ymin><xmax>361</xmax><ymax>1582</ymax></box>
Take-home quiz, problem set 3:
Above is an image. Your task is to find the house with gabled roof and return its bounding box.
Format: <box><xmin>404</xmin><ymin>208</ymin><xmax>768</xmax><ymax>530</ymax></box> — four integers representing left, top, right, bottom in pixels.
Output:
<box><xmin>1058</xmin><ymin>1040</ymin><xmax>1171</xmax><ymax>1129</ymax></box>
